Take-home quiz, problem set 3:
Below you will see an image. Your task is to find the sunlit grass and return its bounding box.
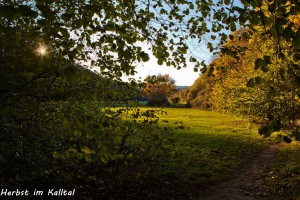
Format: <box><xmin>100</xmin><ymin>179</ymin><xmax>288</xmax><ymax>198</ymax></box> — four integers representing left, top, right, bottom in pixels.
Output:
<box><xmin>134</xmin><ymin>107</ymin><xmax>273</xmax><ymax>198</ymax></box>
<box><xmin>263</xmin><ymin>142</ymin><xmax>300</xmax><ymax>200</ymax></box>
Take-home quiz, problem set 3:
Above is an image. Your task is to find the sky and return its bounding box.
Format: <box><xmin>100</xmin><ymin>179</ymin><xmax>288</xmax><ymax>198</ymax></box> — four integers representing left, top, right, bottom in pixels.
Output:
<box><xmin>122</xmin><ymin>52</ymin><xmax>210</xmax><ymax>86</ymax></box>
<box><xmin>122</xmin><ymin>40</ymin><xmax>213</xmax><ymax>86</ymax></box>
<box><xmin>121</xmin><ymin>0</ymin><xmax>243</xmax><ymax>86</ymax></box>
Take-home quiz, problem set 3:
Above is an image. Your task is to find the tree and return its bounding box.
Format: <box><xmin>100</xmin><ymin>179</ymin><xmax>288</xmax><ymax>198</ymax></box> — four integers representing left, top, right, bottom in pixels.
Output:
<box><xmin>1</xmin><ymin>0</ymin><xmax>300</xmax><ymax>197</ymax></box>
<box><xmin>186</xmin><ymin>72</ymin><xmax>214</xmax><ymax>109</ymax></box>
<box><xmin>141</xmin><ymin>74</ymin><xmax>177</xmax><ymax>106</ymax></box>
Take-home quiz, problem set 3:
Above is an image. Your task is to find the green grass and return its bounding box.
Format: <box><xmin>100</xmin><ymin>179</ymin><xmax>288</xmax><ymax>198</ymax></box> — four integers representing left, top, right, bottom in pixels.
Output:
<box><xmin>133</xmin><ymin>107</ymin><xmax>273</xmax><ymax>199</ymax></box>
<box><xmin>263</xmin><ymin>142</ymin><xmax>300</xmax><ymax>200</ymax></box>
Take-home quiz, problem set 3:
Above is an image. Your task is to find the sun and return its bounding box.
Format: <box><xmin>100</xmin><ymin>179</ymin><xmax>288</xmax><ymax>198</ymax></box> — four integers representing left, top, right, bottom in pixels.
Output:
<box><xmin>36</xmin><ymin>45</ymin><xmax>47</xmax><ymax>56</ymax></box>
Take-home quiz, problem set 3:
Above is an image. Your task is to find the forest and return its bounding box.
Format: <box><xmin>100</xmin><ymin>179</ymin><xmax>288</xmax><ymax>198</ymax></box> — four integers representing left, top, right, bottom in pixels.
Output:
<box><xmin>0</xmin><ymin>0</ymin><xmax>300</xmax><ymax>199</ymax></box>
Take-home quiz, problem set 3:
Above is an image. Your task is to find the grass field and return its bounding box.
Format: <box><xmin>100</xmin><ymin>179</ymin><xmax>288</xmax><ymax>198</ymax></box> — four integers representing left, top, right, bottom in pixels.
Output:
<box><xmin>115</xmin><ymin>107</ymin><xmax>300</xmax><ymax>199</ymax></box>
<box><xmin>132</xmin><ymin>107</ymin><xmax>274</xmax><ymax>199</ymax></box>
<box><xmin>263</xmin><ymin>142</ymin><xmax>300</xmax><ymax>200</ymax></box>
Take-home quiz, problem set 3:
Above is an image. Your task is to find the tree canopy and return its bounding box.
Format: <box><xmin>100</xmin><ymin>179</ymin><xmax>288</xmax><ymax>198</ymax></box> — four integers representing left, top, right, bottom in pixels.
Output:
<box><xmin>141</xmin><ymin>74</ymin><xmax>177</xmax><ymax>106</ymax></box>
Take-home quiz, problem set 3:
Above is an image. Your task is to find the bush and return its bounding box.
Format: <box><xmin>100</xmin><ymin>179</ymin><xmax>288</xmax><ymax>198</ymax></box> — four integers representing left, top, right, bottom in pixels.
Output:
<box><xmin>0</xmin><ymin>99</ymin><xmax>172</xmax><ymax>198</ymax></box>
<box><xmin>170</xmin><ymin>96</ymin><xmax>180</xmax><ymax>104</ymax></box>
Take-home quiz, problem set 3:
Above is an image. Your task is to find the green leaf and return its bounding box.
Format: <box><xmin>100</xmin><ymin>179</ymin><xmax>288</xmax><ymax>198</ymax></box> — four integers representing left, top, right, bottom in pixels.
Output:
<box><xmin>85</xmin><ymin>155</ymin><xmax>92</xmax><ymax>162</ymax></box>
<box><xmin>0</xmin><ymin>5</ymin><xmax>17</xmax><ymax>18</ymax></box>
<box><xmin>254</xmin><ymin>58</ymin><xmax>265</xmax><ymax>69</ymax></box>
<box><xmin>269</xmin><ymin>119</ymin><xmax>281</xmax><ymax>132</ymax></box>
<box><xmin>230</xmin><ymin>21</ymin><xmax>236</xmax><ymax>32</ymax></box>
<box><xmin>246</xmin><ymin>78</ymin><xmax>255</xmax><ymax>88</ymax></box>
<box><xmin>261</xmin><ymin>65</ymin><xmax>269</xmax><ymax>72</ymax></box>
<box><xmin>140</xmin><ymin>51</ymin><xmax>150</xmax><ymax>62</ymax></box>
<box><xmin>258</xmin><ymin>125</ymin><xmax>272</xmax><ymax>137</ymax></box>
<box><xmin>279</xmin><ymin>68</ymin><xmax>285</xmax><ymax>79</ymax></box>
<box><xmin>252</xmin><ymin>16</ymin><xmax>260</xmax><ymax>26</ymax></box>
<box><xmin>36</xmin><ymin>4</ymin><xmax>53</xmax><ymax>18</ymax></box>
<box><xmin>263</xmin><ymin>55</ymin><xmax>272</xmax><ymax>64</ymax></box>
<box><xmin>241</xmin><ymin>32</ymin><xmax>250</xmax><ymax>40</ymax></box>
<box><xmin>292</xmin><ymin>52</ymin><xmax>300</xmax><ymax>61</ymax></box>
<box><xmin>292</xmin><ymin>37</ymin><xmax>300</xmax><ymax>50</ymax></box>
<box><xmin>269</xmin><ymin>24</ymin><xmax>279</xmax><ymax>39</ymax></box>
<box><xmin>38</xmin><ymin>19</ymin><xmax>47</xmax><ymax>27</ymax></box>
<box><xmin>53</xmin><ymin>152</ymin><xmax>60</xmax><ymax>159</ymax></box>
<box><xmin>189</xmin><ymin>3</ymin><xmax>194</xmax><ymax>10</ymax></box>
<box><xmin>268</xmin><ymin>3</ymin><xmax>275</xmax><ymax>12</ymax></box>
<box><xmin>157</xmin><ymin>58</ymin><xmax>163</xmax><ymax>65</ymax></box>
<box><xmin>224</xmin><ymin>0</ymin><xmax>231</xmax><ymax>5</ymax></box>
<box><xmin>60</xmin><ymin>28</ymin><xmax>70</xmax><ymax>38</ymax></box>
<box><xmin>277</xmin><ymin>7</ymin><xmax>286</xmax><ymax>16</ymax></box>
<box><xmin>19</xmin><ymin>5</ymin><xmax>37</xmax><ymax>17</ymax></box>
<box><xmin>282</xmin><ymin>27</ymin><xmax>293</xmax><ymax>40</ymax></box>
<box><xmin>254</xmin><ymin>76</ymin><xmax>263</xmax><ymax>84</ymax></box>
<box><xmin>61</xmin><ymin>13</ymin><xmax>72</xmax><ymax>21</ymax></box>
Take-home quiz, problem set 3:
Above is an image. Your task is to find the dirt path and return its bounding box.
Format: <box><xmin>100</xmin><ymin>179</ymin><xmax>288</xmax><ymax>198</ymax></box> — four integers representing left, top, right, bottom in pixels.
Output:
<box><xmin>200</xmin><ymin>142</ymin><xmax>284</xmax><ymax>200</ymax></box>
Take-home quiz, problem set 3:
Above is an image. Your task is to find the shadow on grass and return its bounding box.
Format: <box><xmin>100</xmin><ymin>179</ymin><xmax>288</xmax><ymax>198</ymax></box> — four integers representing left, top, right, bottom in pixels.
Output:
<box><xmin>113</xmin><ymin>129</ymin><xmax>269</xmax><ymax>200</ymax></box>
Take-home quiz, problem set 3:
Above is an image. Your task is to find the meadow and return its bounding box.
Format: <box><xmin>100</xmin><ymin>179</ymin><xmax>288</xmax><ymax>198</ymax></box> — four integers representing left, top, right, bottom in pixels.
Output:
<box><xmin>126</xmin><ymin>107</ymin><xmax>267</xmax><ymax>198</ymax></box>
<box><xmin>121</xmin><ymin>107</ymin><xmax>300</xmax><ymax>199</ymax></box>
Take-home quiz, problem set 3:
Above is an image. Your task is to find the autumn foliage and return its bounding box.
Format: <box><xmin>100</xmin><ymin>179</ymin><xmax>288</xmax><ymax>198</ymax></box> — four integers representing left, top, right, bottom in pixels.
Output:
<box><xmin>141</xmin><ymin>74</ymin><xmax>178</xmax><ymax>106</ymax></box>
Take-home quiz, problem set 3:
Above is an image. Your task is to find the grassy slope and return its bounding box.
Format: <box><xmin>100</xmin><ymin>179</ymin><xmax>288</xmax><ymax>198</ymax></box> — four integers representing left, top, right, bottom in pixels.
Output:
<box><xmin>135</xmin><ymin>108</ymin><xmax>273</xmax><ymax>199</ymax></box>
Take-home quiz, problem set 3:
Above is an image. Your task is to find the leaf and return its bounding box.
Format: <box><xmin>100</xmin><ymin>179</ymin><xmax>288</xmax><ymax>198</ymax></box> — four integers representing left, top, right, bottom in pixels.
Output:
<box><xmin>19</xmin><ymin>5</ymin><xmax>37</xmax><ymax>17</ymax></box>
<box><xmin>230</xmin><ymin>21</ymin><xmax>236</xmax><ymax>32</ymax></box>
<box><xmin>251</xmin><ymin>14</ymin><xmax>260</xmax><ymax>26</ymax></box>
<box><xmin>85</xmin><ymin>155</ymin><xmax>92</xmax><ymax>162</ymax></box>
<box><xmin>140</xmin><ymin>51</ymin><xmax>150</xmax><ymax>62</ymax></box>
<box><xmin>258</xmin><ymin>125</ymin><xmax>272</xmax><ymax>137</ymax></box>
<box><xmin>36</xmin><ymin>4</ymin><xmax>53</xmax><ymax>18</ymax></box>
<box><xmin>224</xmin><ymin>0</ymin><xmax>231</xmax><ymax>5</ymax></box>
<box><xmin>53</xmin><ymin>152</ymin><xmax>60</xmax><ymax>159</ymax></box>
<box><xmin>157</xmin><ymin>58</ymin><xmax>163</xmax><ymax>65</ymax></box>
<box><xmin>268</xmin><ymin>3</ymin><xmax>275</xmax><ymax>12</ymax></box>
<box><xmin>292</xmin><ymin>37</ymin><xmax>300</xmax><ymax>50</ymax></box>
<box><xmin>254</xmin><ymin>58</ymin><xmax>269</xmax><ymax>72</ymax></box>
<box><xmin>261</xmin><ymin>65</ymin><xmax>269</xmax><ymax>72</ymax></box>
<box><xmin>61</xmin><ymin>13</ymin><xmax>72</xmax><ymax>21</ymax></box>
<box><xmin>269</xmin><ymin>24</ymin><xmax>279</xmax><ymax>39</ymax></box>
<box><xmin>277</xmin><ymin>7</ymin><xmax>286</xmax><ymax>16</ymax></box>
<box><xmin>246</xmin><ymin>78</ymin><xmax>255</xmax><ymax>88</ymax></box>
<box><xmin>241</xmin><ymin>32</ymin><xmax>250</xmax><ymax>40</ymax></box>
<box><xmin>60</xmin><ymin>28</ymin><xmax>69</xmax><ymax>38</ymax></box>
<box><xmin>282</xmin><ymin>27</ymin><xmax>293</xmax><ymax>40</ymax></box>
<box><xmin>293</xmin><ymin>53</ymin><xmax>300</xmax><ymax>61</ymax></box>
<box><xmin>38</xmin><ymin>19</ymin><xmax>47</xmax><ymax>27</ymax></box>
<box><xmin>263</xmin><ymin>55</ymin><xmax>272</xmax><ymax>64</ymax></box>
<box><xmin>254</xmin><ymin>76</ymin><xmax>263</xmax><ymax>84</ymax></box>
<box><xmin>0</xmin><ymin>5</ymin><xmax>17</xmax><ymax>18</ymax></box>
<box><xmin>269</xmin><ymin>119</ymin><xmax>281</xmax><ymax>132</ymax></box>
<box><xmin>189</xmin><ymin>3</ymin><xmax>195</xmax><ymax>10</ymax></box>
<box><xmin>279</xmin><ymin>68</ymin><xmax>285</xmax><ymax>79</ymax></box>
<box><xmin>254</xmin><ymin>58</ymin><xmax>265</xmax><ymax>69</ymax></box>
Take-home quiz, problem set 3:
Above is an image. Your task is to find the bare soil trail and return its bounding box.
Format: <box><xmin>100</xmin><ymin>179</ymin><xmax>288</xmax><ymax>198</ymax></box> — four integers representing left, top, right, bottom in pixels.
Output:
<box><xmin>200</xmin><ymin>142</ymin><xmax>284</xmax><ymax>200</ymax></box>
